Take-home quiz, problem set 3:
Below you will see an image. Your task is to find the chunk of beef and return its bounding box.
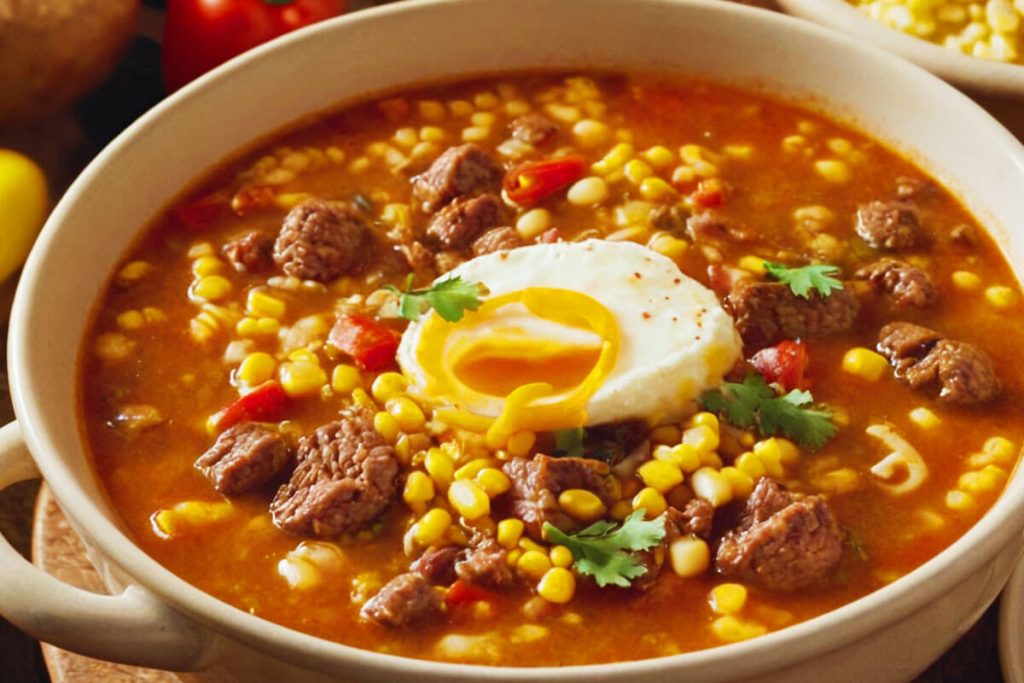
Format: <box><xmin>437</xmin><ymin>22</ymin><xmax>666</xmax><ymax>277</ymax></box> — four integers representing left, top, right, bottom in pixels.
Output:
<box><xmin>412</xmin><ymin>545</ymin><xmax>462</xmax><ymax>586</ymax></box>
<box><xmin>472</xmin><ymin>226</ymin><xmax>524</xmax><ymax>256</ymax></box>
<box><xmin>509</xmin><ymin>112</ymin><xmax>558</xmax><ymax>145</ymax></box>
<box><xmin>649</xmin><ymin>205</ymin><xmax>688</xmax><ymax>234</ymax></box>
<box><xmin>433</xmin><ymin>250</ymin><xmax>465</xmax><ymax>274</ymax></box>
<box><xmin>195</xmin><ymin>423</ymin><xmax>289</xmax><ymax>496</ymax></box>
<box><xmin>399</xmin><ymin>240</ymin><xmax>436</xmax><ymax>270</ymax></box>
<box><xmin>455</xmin><ymin>534</ymin><xmax>514</xmax><ymax>588</ymax></box>
<box><xmin>686</xmin><ymin>212</ymin><xmax>750</xmax><ymax>243</ymax></box>
<box><xmin>426</xmin><ymin>193</ymin><xmax>506</xmax><ymax>250</ymax></box>
<box><xmin>585</xmin><ymin>420</ymin><xmax>649</xmax><ymax>466</ymax></box>
<box><xmin>411</xmin><ymin>144</ymin><xmax>503</xmax><ymax>212</ymax></box>
<box><xmin>223</xmin><ymin>231</ymin><xmax>274</xmax><ymax>273</ymax></box>
<box><xmin>273</xmin><ymin>199</ymin><xmax>370</xmax><ymax>282</ymax></box>
<box><xmin>878</xmin><ymin>322</ymin><xmax>1001</xmax><ymax>404</ymax></box>
<box><xmin>855</xmin><ymin>200</ymin><xmax>919</xmax><ymax>250</ymax></box>
<box><xmin>895</xmin><ymin>176</ymin><xmax>936</xmax><ymax>200</ymax></box>
<box><xmin>855</xmin><ymin>258</ymin><xmax>936</xmax><ymax>308</ymax></box>
<box><xmin>271</xmin><ymin>407</ymin><xmax>398</xmax><ymax>537</ymax></box>
<box><xmin>950</xmin><ymin>224</ymin><xmax>979</xmax><ymax>248</ymax></box>
<box><xmin>725</xmin><ymin>280</ymin><xmax>859</xmax><ymax>347</ymax></box>
<box><xmin>502</xmin><ymin>454</ymin><xmax>617</xmax><ymax>538</ymax></box>
<box><xmin>360</xmin><ymin>572</ymin><xmax>444</xmax><ymax>627</ymax></box>
<box><xmin>667</xmin><ymin>498</ymin><xmax>715</xmax><ymax>539</ymax></box>
<box><xmin>716</xmin><ymin>478</ymin><xmax>843</xmax><ymax>591</ymax></box>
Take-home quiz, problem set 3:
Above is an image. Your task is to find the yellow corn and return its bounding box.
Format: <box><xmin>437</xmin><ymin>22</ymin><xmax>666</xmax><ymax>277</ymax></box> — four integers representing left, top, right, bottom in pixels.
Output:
<box><xmin>237</xmin><ymin>352</ymin><xmax>276</xmax><ymax>386</ymax></box>
<box><xmin>497</xmin><ymin>518</ymin><xmax>525</xmax><ymax>549</ymax></box>
<box><xmin>984</xmin><ymin>436</ymin><xmax>1016</xmax><ymax>464</ymax></box>
<box><xmin>655</xmin><ymin>443</ymin><xmax>701</xmax><ymax>473</ymax></box>
<box><xmin>691</xmin><ymin>467</ymin><xmax>734</xmax><ymax>508</ymax></box>
<box><xmin>724</xmin><ymin>144</ymin><xmax>753</xmax><ymax>160</ymax></box>
<box><xmin>624</xmin><ymin>159</ymin><xmax>654</xmax><ymax>184</ymax></box>
<box><xmin>946</xmin><ymin>489</ymin><xmax>977</xmax><ymax>512</ymax></box>
<box><xmin>592</xmin><ymin>142</ymin><xmax>634</xmax><ymax>174</ymax></box>
<box><xmin>649</xmin><ymin>425</ymin><xmax>681</xmax><ymax>446</ymax></box>
<box><xmin>371</xmin><ymin>372</ymin><xmax>407</xmax><ymax>402</ymax></box>
<box><xmin>425</xmin><ymin>447</ymin><xmax>455</xmax><ymax>488</ymax></box>
<box><xmin>116</xmin><ymin>309</ymin><xmax>145</xmax><ymax>330</ymax></box>
<box><xmin>710</xmin><ymin>583</ymin><xmax>748</xmax><ymax>615</ymax></box>
<box><xmin>682</xmin><ymin>425</ymin><xmax>719</xmax><ymax>452</ymax></box>
<box><xmin>246</xmin><ymin>290</ymin><xmax>286</xmax><ymax>319</ymax></box>
<box><xmin>475</xmin><ymin>468</ymin><xmax>512</xmax><ymax>497</ymax></box>
<box><xmin>403</xmin><ymin>471</ymin><xmax>435</xmax><ymax>505</ymax></box>
<box><xmin>738</xmin><ymin>255</ymin><xmax>767</xmax><ymax>275</ymax></box>
<box><xmin>814</xmin><ymin>159</ymin><xmax>852</xmax><ymax>183</ymax></box>
<box><xmin>191</xmin><ymin>255</ymin><xmax>223</xmax><ymax>277</ymax></box>
<box><xmin>908</xmin><ymin>406</ymin><xmax>941</xmax><ymax>429</ymax></box>
<box><xmin>386</xmin><ymin>396</ymin><xmax>426</xmax><ymax>432</ymax></box>
<box><xmin>549</xmin><ymin>545</ymin><xmax>574</xmax><ymax>569</ymax></box>
<box><xmin>711</xmin><ymin>615</ymin><xmax>767</xmax><ymax>643</ymax></box>
<box><xmin>632</xmin><ymin>487</ymin><xmax>667</xmax><ymax>518</ymax></box>
<box><xmin>518</xmin><ymin>550</ymin><xmax>552</xmax><ymax>579</ymax></box>
<box><xmin>642</xmin><ymin>145</ymin><xmax>675</xmax><ymax>168</ymax></box>
<box><xmin>720</xmin><ymin>467</ymin><xmax>754</xmax><ymax>498</ymax></box>
<box><xmin>118</xmin><ymin>260</ymin><xmax>152</xmax><ymax>281</ymax></box>
<box><xmin>690</xmin><ymin>412</ymin><xmax>719</xmax><ymax>431</ymax></box>
<box><xmin>152</xmin><ymin>500</ymin><xmax>236</xmax><ymax>538</ymax></box>
<box><xmin>566</xmin><ymin>176</ymin><xmax>609</xmax><ymax>206</ymax></box>
<box><xmin>985</xmin><ymin>285</ymin><xmax>1018</xmax><ymax>309</ymax></box>
<box><xmin>331</xmin><ymin>364</ymin><xmax>362</xmax><ymax>394</ymax></box>
<box><xmin>958</xmin><ymin>465</ymin><xmax>1007</xmax><ymax>496</ymax></box>
<box><xmin>507</xmin><ymin>430</ymin><xmax>536</xmax><ymax>458</ymax></box>
<box><xmin>278</xmin><ymin>361</ymin><xmax>327</xmax><ymax>398</ymax></box>
<box><xmin>572</xmin><ymin>119</ymin><xmax>612</xmax><ymax>148</ymax></box>
<box><xmin>191</xmin><ymin>275</ymin><xmax>233</xmax><ymax>302</ymax></box>
<box><xmin>448</xmin><ymin>479</ymin><xmax>490</xmax><ymax>520</ymax></box>
<box><xmin>454</xmin><ymin>458</ymin><xmax>498</xmax><ymax>481</ymax></box>
<box><xmin>414</xmin><ymin>508</ymin><xmax>452</xmax><ymax>545</ymax></box>
<box><xmin>647</xmin><ymin>231</ymin><xmax>688</xmax><ymax>258</ymax></box>
<box><xmin>519</xmin><ymin>536</ymin><xmax>545</xmax><ymax>554</ymax></box>
<box><xmin>669</xmin><ymin>536</ymin><xmax>710</xmax><ymax>578</ymax></box>
<box><xmin>952</xmin><ymin>270</ymin><xmax>982</xmax><ymax>291</ymax></box>
<box><xmin>842</xmin><ymin>347</ymin><xmax>889</xmax><ymax>381</ymax></box>
<box><xmin>558</xmin><ymin>488</ymin><xmax>607</xmax><ymax>522</ymax></box>
<box><xmin>537</xmin><ymin>567</ymin><xmax>575</xmax><ymax>604</ymax></box>
<box><xmin>735</xmin><ymin>451</ymin><xmax>766</xmax><ymax>479</ymax></box>
<box><xmin>609</xmin><ymin>500</ymin><xmax>633</xmax><ymax>521</ymax></box>
<box><xmin>506</xmin><ymin>548</ymin><xmax>523</xmax><ymax>566</ymax></box>
<box><xmin>373</xmin><ymin>411</ymin><xmax>401</xmax><ymax>443</ymax></box>
<box><xmin>637</xmin><ymin>460</ymin><xmax>684</xmax><ymax>494</ymax></box>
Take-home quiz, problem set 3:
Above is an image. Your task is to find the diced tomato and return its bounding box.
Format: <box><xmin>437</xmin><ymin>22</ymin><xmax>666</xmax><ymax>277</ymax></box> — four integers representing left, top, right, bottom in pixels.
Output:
<box><xmin>172</xmin><ymin>191</ymin><xmax>229</xmax><ymax>230</ymax></box>
<box><xmin>328</xmin><ymin>314</ymin><xmax>399</xmax><ymax>372</ymax></box>
<box><xmin>503</xmin><ymin>155</ymin><xmax>587</xmax><ymax>207</ymax></box>
<box><xmin>210</xmin><ymin>380</ymin><xmax>288</xmax><ymax>433</ymax></box>
<box><xmin>691</xmin><ymin>178</ymin><xmax>727</xmax><ymax>209</ymax></box>
<box><xmin>750</xmin><ymin>340</ymin><xmax>810</xmax><ymax>392</ymax></box>
<box><xmin>231</xmin><ymin>185</ymin><xmax>276</xmax><ymax>216</ymax></box>
<box><xmin>445</xmin><ymin>580</ymin><xmax>495</xmax><ymax>607</ymax></box>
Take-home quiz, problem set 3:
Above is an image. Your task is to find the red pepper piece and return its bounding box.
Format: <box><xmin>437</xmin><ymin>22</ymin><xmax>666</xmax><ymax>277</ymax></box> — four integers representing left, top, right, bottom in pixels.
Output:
<box><xmin>503</xmin><ymin>155</ymin><xmax>587</xmax><ymax>207</ymax></box>
<box><xmin>445</xmin><ymin>580</ymin><xmax>495</xmax><ymax>607</ymax></box>
<box><xmin>210</xmin><ymin>380</ymin><xmax>288</xmax><ymax>433</ymax></box>
<box><xmin>750</xmin><ymin>339</ymin><xmax>810</xmax><ymax>392</ymax></box>
<box><xmin>691</xmin><ymin>178</ymin><xmax>727</xmax><ymax>209</ymax></box>
<box><xmin>172</xmin><ymin>191</ymin><xmax>229</xmax><ymax>230</ymax></box>
<box><xmin>328</xmin><ymin>314</ymin><xmax>399</xmax><ymax>372</ymax></box>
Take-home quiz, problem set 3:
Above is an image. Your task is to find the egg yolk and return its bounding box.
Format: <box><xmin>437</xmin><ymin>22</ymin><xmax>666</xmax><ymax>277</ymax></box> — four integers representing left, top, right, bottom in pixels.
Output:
<box><xmin>412</xmin><ymin>287</ymin><xmax>620</xmax><ymax>445</ymax></box>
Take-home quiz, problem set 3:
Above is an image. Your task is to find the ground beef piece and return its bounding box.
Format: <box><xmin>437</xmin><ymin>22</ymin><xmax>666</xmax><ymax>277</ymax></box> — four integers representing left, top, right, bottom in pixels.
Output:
<box><xmin>855</xmin><ymin>258</ymin><xmax>936</xmax><ymax>308</ymax></box>
<box><xmin>686</xmin><ymin>212</ymin><xmax>750</xmax><ymax>243</ymax></box>
<box><xmin>502</xmin><ymin>454</ymin><xmax>617</xmax><ymax>538</ymax></box>
<box><xmin>434</xmin><ymin>250</ymin><xmax>465</xmax><ymax>274</ymax></box>
<box><xmin>271</xmin><ymin>407</ymin><xmax>398</xmax><ymax>537</ymax></box>
<box><xmin>471</xmin><ymin>226</ymin><xmax>524</xmax><ymax>256</ymax></box>
<box><xmin>360</xmin><ymin>572</ymin><xmax>445</xmax><ymax>627</ymax></box>
<box><xmin>399</xmin><ymin>240</ymin><xmax>436</xmax><ymax>270</ymax></box>
<box><xmin>855</xmin><ymin>200</ymin><xmax>919</xmax><ymax>250</ymax></box>
<box><xmin>725</xmin><ymin>280</ymin><xmax>859</xmax><ymax>347</ymax></box>
<box><xmin>509</xmin><ymin>112</ymin><xmax>558</xmax><ymax>145</ymax></box>
<box><xmin>411</xmin><ymin>144</ymin><xmax>503</xmax><ymax>212</ymax></box>
<box><xmin>425</xmin><ymin>193</ymin><xmax>506</xmax><ymax>250</ymax></box>
<box><xmin>895</xmin><ymin>176</ymin><xmax>936</xmax><ymax>200</ymax></box>
<box><xmin>716</xmin><ymin>478</ymin><xmax>843</xmax><ymax>591</ymax></box>
<box><xmin>455</xmin><ymin>534</ymin><xmax>514</xmax><ymax>588</ymax></box>
<box><xmin>412</xmin><ymin>545</ymin><xmax>462</xmax><ymax>586</ymax></box>
<box><xmin>273</xmin><ymin>199</ymin><xmax>369</xmax><ymax>282</ymax></box>
<box><xmin>667</xmin><ymin>499</ymin><xmax>715</xmax><ymax>539</ymax></box>
<box><xmin>194</xmin><ymin>423</ymin><xmax>289</xmax><ymax>496</ymax></box>
<box><xmin>877</xmin><ymin>322</ymin><xmax>1001</xmax><ymax>404</ymax></box>
<box><xmin>223</xmin><ymin>231</ymin><xmax>274</xmax><ymax>273</ymax></box>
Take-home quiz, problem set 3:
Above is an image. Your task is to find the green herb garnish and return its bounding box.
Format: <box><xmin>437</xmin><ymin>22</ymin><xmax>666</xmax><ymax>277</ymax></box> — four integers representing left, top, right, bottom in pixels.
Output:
<box><xmin>543</xmin><ymin>511</ymin><xmax>666</xmax><ymax>588</ymax></box>
<box><xmin>699</xmin><ymin>373</ymin><xmax>837</xmax><ymax>449</ymax></box>
<box><xmin>553</xmin><ymin>427</ymin><xmax>585</xmax><ymax>459</ymax></box>
<box><xmin>385</xmin><ymin>275</ymin><xmax>487</xmax><ymax>323</ymax></box>
<box><xmin>764</xmin><ymin>262</ymin><xmax>843</xmax><ymax>299</ymax></box>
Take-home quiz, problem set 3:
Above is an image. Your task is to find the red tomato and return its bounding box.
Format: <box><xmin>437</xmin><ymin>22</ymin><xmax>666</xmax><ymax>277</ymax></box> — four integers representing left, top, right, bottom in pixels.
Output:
<box><xmin>210</xmin><ymin>380</ymin><xmax>289</xmax><ymax>432</ymax></box>
<box><xmin>503</xmin><ymin>155</ymin><xmax>587</xmax><ymax>207</ymax></box>
<box><xmin>690</xmin><ymin>178</ymin><xmax>727</xmax><ymax>209</ymax></box>
<box><xmin>163</xmin><ymin>0</ymin><xmax>348</xmax><ymax>92</ymax></box>
<box><xmin>445</xmin><ymin>580</ymin><xmax>495</xmax><ymax>607</ymax></box>
<box><xmin>750</xmin><ymin>340</ymin><xmax>810</xmax><ymax>392</ymax></box>
<box><xmin>171</xmin><ymin>190</ymin><xmax>230</xmax><ymax>230</ymax></box>
<box><xmin>328</xmin><ymin>315</ymin><xmax>399</xmax><ymax>372</ymax></box>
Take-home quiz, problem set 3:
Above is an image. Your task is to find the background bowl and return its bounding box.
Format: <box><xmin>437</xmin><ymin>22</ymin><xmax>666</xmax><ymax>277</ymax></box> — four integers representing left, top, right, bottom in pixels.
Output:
<box><xmin>3</xmin><ymin>0</ymin><xmax>1024</xmax><ymax>681</ymax></box>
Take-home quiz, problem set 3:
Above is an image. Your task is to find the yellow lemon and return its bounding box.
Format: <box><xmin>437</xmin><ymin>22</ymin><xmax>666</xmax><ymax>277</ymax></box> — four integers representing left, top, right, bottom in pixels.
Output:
<box><xmin>0</xmin><ymin>149</ymin><xmax>48</xmax><ymax>282</ymax></box>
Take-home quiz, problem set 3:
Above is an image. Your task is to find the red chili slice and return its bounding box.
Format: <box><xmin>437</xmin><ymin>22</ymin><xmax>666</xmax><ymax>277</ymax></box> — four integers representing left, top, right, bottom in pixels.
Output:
<box><xmin>445</xmin><ymin>579</ymin><xmax>495</xmax><ymax>606</ymax></box>
<box><xmin>750</xmin><ymin>339</ymin><xmax>810</xmax><ymax>392</ymax></box>
<box><xmin>328</xmin><ymin>314</ymin><xmax>400</xmax><ymax>372</ymax></box>
<box><xmin>503</xmin><ymin>155</ymin><xmax>587</xmax><ymax>206</ymax></box>
<box><xmin>210</xmin><ymin>380</ymin><xmax>288</xmax><ymax>433</ymax></box>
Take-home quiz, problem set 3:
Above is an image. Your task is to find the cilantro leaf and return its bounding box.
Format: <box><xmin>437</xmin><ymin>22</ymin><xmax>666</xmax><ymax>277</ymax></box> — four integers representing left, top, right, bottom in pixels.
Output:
<box><xmin>542</xmin><ymin>511</ymin><xmax>666</xmax><ymax>588</ymax></box>
<box><xmin>764</xmin><ymin>262</ymin><xmax>844</xmax><ymax>299</ymax></box>
<box><xmin>698</xmin><ymin>374</ymin><xmax>837</xmax><ymax>449</ymax></box>
<box><xmin>553</xmin><ymin>427</ymin><xmax>585</xmax><ymax>458</ymax></box>
<box><xmin>384</xmin><ymin>275</ymin><xmax>487</xmax><ymax>322</ymax></box>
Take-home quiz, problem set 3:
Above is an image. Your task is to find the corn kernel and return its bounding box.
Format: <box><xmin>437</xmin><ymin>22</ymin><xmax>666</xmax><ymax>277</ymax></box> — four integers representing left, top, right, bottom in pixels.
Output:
<box><xmin>414</xmin><ymin>508</ymin><xmax>452</xmax><ymax>545</ymax></box>
<box><xmin>371</xmin><ymin>372</ymin><xmax>408</xmax><ymax>402</ymax></box>
<box><xmin>952</xmin><ymin>270</ymin><xmax>982</xmax><ymax>291</ymax></box>
<box><xmin>908</xmin><ymin>406</ymin><xmax>941</xmax><ymax>429</ymax></box>
<box><xmin>624</xmin><ymin>159</ymin><xmax>654</xmax><ymax>184</ymax></box>
<box><xmin>724</xmin><ymin>144</ymin><xmax>754</xmax><ymax>160</ymax></box>
<box><xmin>647</xmin><ymin>231</ymin><xmax>688</xmax><ymax>259</ymax></box>
<box><xmin>351</xmin><ymin>387</ymin><xmax>375</xmax><ymax>410</ymax></box>
<box><xmin>549</xmin><ymin>545</ymin><xmax>574</xmax><ymax>569</ymax></box>
<box><xmin>711</xmin><ymin>615</ymin><xmax>767</xmax><ymax>643</ymax></box>
<box><xmin>152</xmin><ymin>500</ymin><xmax>236</xmax><ymax>538</ymax></box>
<box><xmin>720</xmin><ymin>467</ymin><xmax>754</xmax><ymax>498</ymax></box>
<box><xmin>814</xmin><ymin>159</ymin><xmax>852</xmax><ymax>183</ymax></box>
<box><xmin>236</xmin><ymin>352</ymin><xmax>276</xmax><ymax>387</ymax></box>
<box><xmin>691</xmin><ymin>467</ymin><xmax>734</xmax><ymax>508</ymax></box>
<box><xmin>946</xmin><ymin>489</ymin><xmax>978</xmax><ymax>511</ymax></box>
<box><xmin>537</xmin><ymin>566</ymin><xmax>575</xmax><ymax>604</ymax></box>
<box><xmin>841</xmin><ymin>347</ymin><xmax>889</xmax><ymax>382</ymax></box>
<box><xmin>519</xmin><ymin>537</ymin><xmax>545</xmax><ymax>554</ymax></box>
<box><xmin>403</xmin><ymin>471</ymin><xmax>435</xmax><ymax>505</ymax></box>
<box><xmin>448</xmin><ymin>100</ymin><xmax>473</xmax><ymax>117</ymax></box>
<box><xmin>191</xmin><ymin>255</ymin><xmax>224</xmax><ymax>277</ymax></box>
<box><xmin>566</xmin><ymin>176</ymin><xmax>609</xmax><ymax>206</ymax></box>
<box><xmin>572</xmin><ymin>119</ymin><xmax>611</xmax><ymax>148</ymax></box>
<box><xmin>373</xmin><ymin>411</ymin><xmax>401</xmax><ymax>443</ymax></box>
<box><xmin>985</xmin><ymin>285</ymin><xmax>1018</xmax><ymax>309</ymax></box>
<box><xmin>642</xmin><ymin>145</ymin><xmax>675</xmax><ymax>168</ymax></box>
<box><xmin>448</xmin><ymin>479</ymin><xmax>490</xmax><ymax>520</ymax></box>
<box><xmin>650</xmin><ymin>425</ymin><xmax>681</xmax><ymax>445</ymax></box>
<box><xmin>506</xmin><ymin>548</ymin><xmax>523</xmax><ymax>566</ymax></box>
<box><xmin>544</xmin><ymin>103</ymin><xmax>581</xmax><ymax>124</ymax></box>
<box><xmin>669</xmin><ymin>536</ymin><xmax>710</xmax><ymax>577</ymax></box>
<box><xmin>672</xmin><ymin>165</ymin><xmax>697</xmax><ymax>185</ymax></box>
<box><xmin>735</xmin><ymin>451</ymin><xmax>766</xmax><ymax>479</ymax></box>
<box><xmin>738</xmin><ymin>255</ymin><xmax>767</xmax><ymax>275</ymax></box>
<box><xmin>507</xmin><ymin>431</ymin><xmax>536</xmax><ymax>458</ymax></box>
<box><xmin>118</xmin><ymin>260</ymin><xmax>152</xmax><ymax>281</ymax></box>
<box><xmin>191</xmin><ymin>275</ymin><xmax>233</xmax><ymax>302</ymax></box>
<box><xmin>609</xmin><ymin>500</ymin><xmax>632</xmax><ymax>521</ymax></box>
<box><xmin>454</xmin><ymin>458</ymin><xmax>497</xmax><ymax>481</ymax></box>
<box><xmin>475</xmin><ymin>468</ymin><xmax>512</xmax><ymax>497</ymax></box>
<box><xmin>515</xmin><ymin>209</ymin><xmax>552</xmax><ymax>241</ymax></box>
<box><xmin>474</xmin><ymin>92</ymin><xmax>499</xmax><ymax>109</ymax></box>
<box><xmin>331</xmin><ymin>365</ymin><xmax>362</xmax><ymax>394</ymax></box>
<box><xmin>518</xmin><ymin>550</ymin><xmax>553</xmax><ymax>579</ymax></box>
<box><xmin>655</xmin><ymin>443</ymin><xmax>701</xmax><ymax>473</ymax></box>
<box><xmin>682</xmin><ymin>425</ymin><xmax>719</xmax><ymax>452</ymax></box>
<box><xmin>418</xmin><ymin>100</ymin><xmax>446</xmax><ymax>121</ymax></box>
<box><xmin>637</xmin><ymin>460</ymin><xmax>684</xmax><ymax>494</ymax></box>
<box><xmin>632</xmin><ymin>487</ymin><xmax>667</xmax><ymax>518</ymax></box>
<box><xmin>247</xmin><ymin>290</ymin><xmax>286</xmax><ymax>319</ymax></box>
<box><xmin>386</xmin><ymin>396</ymin><xmax>426</xmax><ymax>432</ymax></box>
<box><xmin>984</xmin><ymin>436</ymin><xmax>1016</xmax><ymax>464</ymax></box>
<box><xmin>116</xmin><ymin>309</ymin><xmax>145</xmax><ymax>331</ymax></box>
<box><xmin>552</xmin><ymin>488</ymin><xmax>604</xmax><ymax>523</ymax></box>
<box><xmin>592</xmin><ymin>143</ymin><xmax>634</xmax><ymax>174</ymax></box>
<box><xmin>278</xmin><ymin>361</ymin><xmax>327</xmax><ymax>398</ymax></box>
<box><xmin>958</xmin><ymin>465</ymin><xmax>1007</xmax><ymax>496</ymax></box>
<box><xmin>497</xmin><ymin>518</ymin><xmax>525</xmax><ymax>549</ymax></box>
<box><xmin>425</xmin><ymin>447</ymin><xmax>455</xmax><ymax>488</ymax></box>
<box><xmin>638</xmin><ymin>177</ymin><xmax>677</xmax><ymax>202</ymax></box>
<box><xmin>710</xmin><ymin>583</ymin><xmax>748</xmax><ymax>615</ymax></box>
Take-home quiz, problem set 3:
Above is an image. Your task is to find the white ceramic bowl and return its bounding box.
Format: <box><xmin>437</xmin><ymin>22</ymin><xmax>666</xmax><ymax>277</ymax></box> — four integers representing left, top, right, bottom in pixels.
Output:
<box><xmin>3</xmin><ymin>1</ymin><xmax>1024</xmax><ymax>681</ymax></box>
<box><xmin>777</xmin><ymin>0</ymin><xmax>1024</xmax><ymax>99</ymax></box>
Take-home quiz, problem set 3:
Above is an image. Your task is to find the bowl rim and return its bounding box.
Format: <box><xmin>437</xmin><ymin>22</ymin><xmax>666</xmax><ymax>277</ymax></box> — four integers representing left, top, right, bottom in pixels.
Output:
<box><xmin>10</xmin><ymin>0</ymin><xmax>1024</xmax><ymax>679</ymax></box>
<box><xmin>776</xmin><ymin>0</ymin><xmax>1024</xmax><ymax>99</ymax></box>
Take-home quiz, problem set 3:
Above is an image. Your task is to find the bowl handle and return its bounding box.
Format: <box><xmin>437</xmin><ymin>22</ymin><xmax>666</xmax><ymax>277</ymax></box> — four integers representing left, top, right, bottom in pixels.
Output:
<box><xmin>0</xmin><ymin>420</ymin><xmax>212</xmax><ymax>670</ymax></box>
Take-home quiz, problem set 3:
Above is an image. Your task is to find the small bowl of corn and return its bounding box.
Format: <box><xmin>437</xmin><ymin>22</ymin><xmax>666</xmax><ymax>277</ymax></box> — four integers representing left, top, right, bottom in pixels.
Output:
<box><xmin>777</xmin><ymin>0</ymin><xmax>1024</xmax><ymax>99</ymax></box>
